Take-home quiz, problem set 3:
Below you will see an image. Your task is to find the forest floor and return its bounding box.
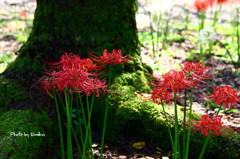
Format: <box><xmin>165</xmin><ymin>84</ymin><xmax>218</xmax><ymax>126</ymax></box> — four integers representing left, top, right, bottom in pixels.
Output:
<box><xmin>0</xmin><ymin>0</ymin><xmax>240</xmax><ymax>159</ymax></box>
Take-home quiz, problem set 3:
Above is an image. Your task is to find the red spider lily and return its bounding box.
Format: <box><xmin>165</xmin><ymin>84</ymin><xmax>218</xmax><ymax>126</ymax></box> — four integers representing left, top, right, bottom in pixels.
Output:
<box><xmin>41</xmin><ymin>70</ymin><xmax>107</xmax><ymax>96</ymax></box>
<box><xmin>49</xmin><ymin>53</ymin><xmax>80</xmax><ymax>69</ymax></box>
<box><xmin>191</xmin><ymin>115</ymin><xmax>223</xmax><ymax>136</ymax></box>
<box><xmin>78</xmin><ymin>58</ymin><xmax>102</xmax><ymax>72</ymax></box>
<box><xmin>75</xmin><ymin>77</ymin><xmax>108</xmax><ymax>97</ymax></box>
<box><xmin>46</xmin><ymin>53</ymin><xmax>101</xmax><ymax>71</ymax></box>
<box><xmin>39</xmin><ymin>77</ymin><xmax>54</xmax><ymax>98</ymax></box>
<box><xmin>207</xmin><ymin>86</ymin><xmax>240</xmax><ymax>109</ymax></box>
<box><xmin>194</xmin><ymin>0</ymin><xmax>209</xmax><ymax>11</ymax></box>
<box><xmin>90</xmin><ymin>49</ymin><xmax>129</xmax><ymax>65</ymax></box>
<box><xmin>217</xmin><ymin>0</ymin><xmax>228</xmax><ymax>4</ymax></box>
<box><xmin>40</xmin><ymin>53</ymin><xmax>108</xmax><ymax>96</ymax></box>
<box><xmin>151</xmin><ymin>87</ymin><xmax>174</xmax><ymax>104</ymax></box>
<box><xmin>160</xmin><ymin>70</ymin><xmax>192</xmax><ymax>93</ymax></box>
<box><xmin>43</xmin><ymin>68</ymin><xmax>89</xmax><ymax>92</ymax></box>
<box><xmin>41</xmin><ymin>67</ymin><xmax>107</xmax><ymax>96</ymax></box>
<box><xmin>181</xmin><ymin>62</ymin><xmax>212</xmax><ymax>86</ymax></box>
<box><xmin>208</xmin><ymin>0</ymin><xmax>215</xmax><ymax>7</ymax></box>
<box><xmin>20</xmin><ymin>10</ymin><xmax>26</xmax><ymax>17</ymax></box>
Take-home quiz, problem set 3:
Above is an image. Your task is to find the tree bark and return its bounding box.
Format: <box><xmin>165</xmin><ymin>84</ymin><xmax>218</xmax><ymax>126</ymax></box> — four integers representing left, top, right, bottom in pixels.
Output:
<box><xmin>1</xmin><ymin>0</ymin><xmax>151</xmax><ymax>144</ymax></box>
<box><xmin>3</xmin><ymin>0</ymin><xmax>141</xmax><ymax>87</ymax></box>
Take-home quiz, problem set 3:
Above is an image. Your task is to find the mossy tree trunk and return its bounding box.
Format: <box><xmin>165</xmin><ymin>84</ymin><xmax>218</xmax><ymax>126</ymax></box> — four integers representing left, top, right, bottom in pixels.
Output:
<box><xmin>3</xmin><ymin>0</ymin><xmax>144</xmax><ymax>87</ymax></box>
<box><xmin>0</xmin><ymin>0</ymin><xmax>152</xmax><ymax>157</ymax></box>
<box><xmin>2</xmin><ymin>0</ymin><xmax>151</xmax><ymax>140</ymax></box>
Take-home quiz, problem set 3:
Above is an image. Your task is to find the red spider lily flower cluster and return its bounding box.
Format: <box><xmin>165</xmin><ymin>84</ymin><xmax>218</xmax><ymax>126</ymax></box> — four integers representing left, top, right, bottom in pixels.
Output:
<box><xmin>191</xmin><ymin>115</ymin><xmax>223</xmax><ymax>136</ymax></box>
<box><xmin>217</xmin><ymin>0</ymin><xmax>228</xmax><ymax>4</ymax></box>
<box><xmin>181</xmin><ymin>62</ymin><xmax>212</xmax><ymax>86</ymax></box>
<box><xmin>90</xmin><ymin>49</ymin><xmax>129</xmax><ymax>65</ymax></box>
<box><xmin>208</xmin><ymin>0</ymin><xmax>215</xmax><ymax>7</ymax></box>
<box><xmin>151</xmin><ymin>62</ymin><xmax>211</xmax><ymax>104</ymax></box>
<box><xmin>193</xmin><ymin>0</ymin><xmax>229</xmax><ymax>12</ymax></box>
<box><xmin>46</xmin><ymin>53</ymin><xmax>101</xmax><ymax>71</ymax></box>
<box><xmin>207</xmin><ymin>85</ymin><xmax>240</xmax><ymax>109</ymax></box>
<box><xmin>20</xmin><ymin>10</ymin><xmax>26</xmax><ymax>17</ymax></box>
<box><xmin>161</xmin><ymin>70</ymin><xmax>192</xmax><ymax>93</ymax></box>
<box><xmin>152</xmin><ymin>87</ymin><xmax>174</xmax><ymax>104</ymax></box>
<box><xmin>40</xmin><ymin>53</ymin><xmax>108</xmax><ymax>97</ymax></box>
<box><xmin>194</xmin><ymin>0</ymin><xmax>210</xmax><ymax>11</ymax></box>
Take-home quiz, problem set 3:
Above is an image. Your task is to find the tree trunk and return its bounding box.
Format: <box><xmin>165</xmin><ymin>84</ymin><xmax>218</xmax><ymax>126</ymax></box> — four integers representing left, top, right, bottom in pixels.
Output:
<box><xmin>0</xmin><ymin>0</ymin><xmax>151</xmax><ymax>157</ymax></box>
<box><xmin>3</xmin><ymin>0</ymin><xmax>142</xmax><ymax>88</ymax></box>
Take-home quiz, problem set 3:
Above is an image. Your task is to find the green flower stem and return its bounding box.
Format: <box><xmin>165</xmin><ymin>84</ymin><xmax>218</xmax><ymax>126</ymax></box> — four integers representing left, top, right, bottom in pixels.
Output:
<box><xmin>148</xmin><ymin>11</ymin><xmax>156</xmax><ymax>57</ymax></box>
<box><xmin>78</xmin><ymin>94</ymin><xmax>88</xmax><ymax>135</ymax></box>
<box><xmin>162</xmin><ymin>3</ymin><xmax>174</xmax><ymax>50</ymax></box>
<box><xmin>56</xmin><ymin>92</ymin><xmax>65</xmax><ymax>112</ymax></box>
<box><xmin>71</xmin><ymin>124</ymin><xmax>81</xmax><ymax>155</ymax></box>
<box><xmin>185</xmin><ymin>89</ymin><xmax>193</xmax><ymax>159</ymax></box>
<box><xmin>199</xmin><ymin>43</ymin><xmax>204</xmax><ymax>63</ymax></box>
<box><xmin>199</xmin><ymin>11</ymin><xmax>205</xmax><ymax>63</ymax></box>
<box><xmin>53</xmin><ymin>90</ymin><xmax>65</xmax><ymax>159</ymax></box>
<box><xmin>160</xmin><ymin>101</ymin><xmax>174</xmax><ymax>153</ymax></box>
<box><xmin>79</xmin><ymin>95</ymin><xmax>88</xmax><ymax>159</ymax></box>
<box><xmin>208</xmin><ymin>41</ymin><xmax>213</xmax><ymax>56</ymax></box>
<box><xmin>212</xmin><ymin>4</ymin><xmax>222</xmax><ymax>29</ymax></box>
<box><xmin>100</xmin><ymin>97</ymin><xmax>109</xmax><ymax>159</ymax></box>
<box><xmin>199</xmin><ymin>11</ymin><xmax>205</xmax><ymax>32</ymax></box>
<box><xmin>155</xmin><ymin>13</ymin><xmax>162</xmax><ymax>55</ymax></box>
<box><xmin>75</xmin><ymin>94</ymin><xmax>84</xmax><ymax>155</ymax></box>
<box><xmin>182</xmin><ymin>90</ymin><xmax>187</xmax><ymax>159</ymax></box>
<box><xmin>184</xmin><ymin>9</ymin><xmax>190</xmax><ymax>30</ymax></box>
<box><xmin>198</xmin><ymin>136</ymin><xmax>210</xmax><ymax>159</ymax></box>
<box><xmin>173</xmin><ymin>92</ymin><xmax>180</xmax><ymax>159</ymax></box>
<box><xmin>22</xmin><ymin>0</ymin><xmax>29</xmax><ymax>34</ymax></box>
<box><xmin>64</xmin><ymin>89</ymin><xmax>73</xmax><ymax>159</ymax></box>
<box><xmin>100</xmin><ymin>65</ymin><xmax>112</xmax><ymax>159</ymax></box>
<box><xmin>236</xmin><ymin>8</ymin><xmax>240</xmax><ymax>65</ymax></box>
<box><xmin>82</xmin><ymin>95</ymin><xmax>95</xmax><ymax>159</ymax></box>
<box><xmin>216</xmin><ymin>105</ymin><xmax>222</xmax><ymax>116</ymax></box>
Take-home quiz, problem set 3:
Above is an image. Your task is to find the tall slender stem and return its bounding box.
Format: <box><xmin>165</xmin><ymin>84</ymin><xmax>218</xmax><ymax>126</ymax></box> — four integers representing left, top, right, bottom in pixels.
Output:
<box><xmin>184</xmin><ymin>9</ymin><xmax>189</xmax><ymax>30</ymax></box>
<box><xmin>53</xmin><ymin>90</ymin><xmax>65</xmax><ymax>159</ymax></box>
<box><xmin>148</xmin><ymin>11</ymin><xmax>156</xmax><ymax>57</ymax></box>
<box><xmin>162</xmin><ymin>2</ymin><xmax>174</xmax><ymax>50</ymax></box>
<box><xmin>79</xmin><ymin>95</ymin><xmax>88</xmax><ymax>159</ymax></box>
<box><xmin>100</xmin><ymin>66</ymin><xmax>112</xmax><ymax>159</ymax></box>
<box><xmin>161</xmin><ymin>101</ymin><xmax>174</xmax><ymax>153</ymax></box>
<box><xmin>185</xmin><ymin>89</ymin><xmax>193</xmax><ymax>159</ymax></box>
<box><xmin>216</xmin><ymin>105</ymin><xmax>222</xmax><ymax>116</ymax></box>
<box><xmin>182</xmin><ymin>90</ymin><xmax>187</xmax><ymax>159</ymax></box>
<box><xmin>200</xmin><ymin>42</ymin><xmax>204</xmax><ymax>63</ymax></box>
<box><xmin>65</xmin><ymin>89</ymin><xmax>73</xmax><ymax>159</ymax></box>
<box><xmin>236</xmin><ymin>8</ymin><xmax>240</xmax><ymax>65</ymax></box>
<box><xmin>82</xmin><ymin>95</ymin><xmax>95</xmax><ymax>158</ymax></box>
<box><xmin>198</xmin><ymin>136</ymin><xmax>210</xmax><ymax>159</ymax></box>
<box><xmin>174</xmin><ymin>92</ymin><xmax>179</xmax><ymax>159</ymax></box>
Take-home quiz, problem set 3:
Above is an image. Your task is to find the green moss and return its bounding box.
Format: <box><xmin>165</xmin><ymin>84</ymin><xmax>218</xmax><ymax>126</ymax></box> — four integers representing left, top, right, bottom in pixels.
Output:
<box><xmin>0</xmin><ymin>76</ymin><xmax>29</xmax><ymax>108</ymax></box>
<box><xmin>107</xmin><ymin>68</ymin><xmax>240</xmax><ymax>158</ymax></box>
<box><xmin>108</xmin><ymin>93</ymin><xmax>240</xmax><ymax>158</ymax></box>
<box><xmin>6</xmin><ymin>55</ymin><xmax>42</xmax><ymax>75</ymax></box>
<box><xmin>0</xmin><ymin>109</ymin><xmax>55</xmax><ymax>159</ymax></box>
<box><xmin>189</xmin><ymin>132</ymin><xmax>240</xmax><ymax>159</ymax></box>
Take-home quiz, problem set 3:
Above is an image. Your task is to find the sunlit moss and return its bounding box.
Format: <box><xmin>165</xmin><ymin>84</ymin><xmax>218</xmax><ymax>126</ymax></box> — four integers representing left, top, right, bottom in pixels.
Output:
<box><xmin>0</xmin><ymin>109</ymin><xmax>55</xmax><ymax>159</ymax></box>
<box><xmin>0</xmin><ymin>76</ymin><xmax>29</xmax><ymax>108</ymax></box>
